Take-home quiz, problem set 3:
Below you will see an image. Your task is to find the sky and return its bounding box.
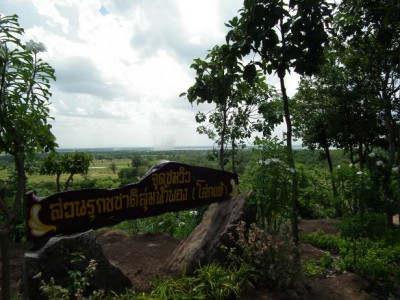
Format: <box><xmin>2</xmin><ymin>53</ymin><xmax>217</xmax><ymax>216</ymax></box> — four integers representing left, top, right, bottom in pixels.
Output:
<box><xmin>1</xmin><ymin>0</ymin><xmax>299</xmax><ymax>149</ymax></box>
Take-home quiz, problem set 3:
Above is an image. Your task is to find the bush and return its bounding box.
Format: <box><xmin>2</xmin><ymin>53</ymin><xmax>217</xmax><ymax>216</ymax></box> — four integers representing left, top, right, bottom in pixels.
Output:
<box><xmin>227</xmin><ymin>221</ymin><xmax>299</xmax><ymax>289</ymax></box>
<box><xmin>118</xmin><ymin>167</ymin><xmax>140</xmax><ymax>186</ymax></box>
<box><xmin>247</xmin><ymin>139</ymin><xmax>292</xmax><ymax>231</ymax></box>
<box><xmin>300</xmin><ymin>229</ymin><xmax>342</xmax><ymax>253</ymax></box>
<box><xmin>302</xmin><ymin>252</ymin><xmax>336</xmax><ymax>278</ymax></box>
<box><xmin>301</xmin><ymin>228</ymin><xmax>400</xmax><ymax>294</ymax></box>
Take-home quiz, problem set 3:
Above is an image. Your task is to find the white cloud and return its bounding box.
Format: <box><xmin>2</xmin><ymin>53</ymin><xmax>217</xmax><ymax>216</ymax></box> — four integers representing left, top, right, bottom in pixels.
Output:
<box><xmin>1</xmin><ymin>0</ymin><xmax>299</xmax><ymax>148</ymax></box>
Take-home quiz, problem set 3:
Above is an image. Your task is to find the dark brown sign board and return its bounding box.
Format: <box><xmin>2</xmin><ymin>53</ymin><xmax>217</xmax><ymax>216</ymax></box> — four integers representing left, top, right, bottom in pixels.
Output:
<box><xmin>25</xmin><ymin>161</ymin><xmax>238</xmax><ymax>242</ymax></box>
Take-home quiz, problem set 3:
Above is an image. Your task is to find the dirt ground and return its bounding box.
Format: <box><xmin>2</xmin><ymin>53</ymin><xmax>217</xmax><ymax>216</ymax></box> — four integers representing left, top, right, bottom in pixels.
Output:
<box><xmin>97</xmin><ymin>230</ymin><xmax>182</xmax><ymax>292</ymax></box>
<box><xmin>2</xmin><ymin>218</ymin><xmax>395</xmax><ymax>299</ymax></box>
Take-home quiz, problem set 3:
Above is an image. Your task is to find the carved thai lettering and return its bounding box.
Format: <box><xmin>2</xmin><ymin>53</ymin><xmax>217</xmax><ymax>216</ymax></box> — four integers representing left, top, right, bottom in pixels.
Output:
<box><xmin>184</xmin><ymin>170</ymin><xmax>190</xmax><ymax>183</ymax></box>
<box><xmin>115</xmin><ymin>194</ymin><xmax>123</xmax><ymax>210</ymax></box>
<box><xmin>63</xmin><ymin>202</ymin><xmax>75</xmax><ymax>219</ymax></box>
<box><xmin>122</xmin><ymin>194</ymin><xmax>129</xmax><ymax>208</ymax></box>
<box><xmin>130</xmin><ymin>189</ymin><xmax>138</xmax><ymax>208</ymax></box>
<box><xmin>105</xmin><ymin>197</ymin><xmax>113</xmax><ymax>212</ymax></box>
<box><xmin>96</xmin><ymin>198</ymin><xmax>106</xmax><ymax>213</ymax></box>
<box><xmin>140</xmin><ymin>187</ymin><xmax>148</xmax><ymax>212</ymax></box>
<box><xmin>50</xmin><ymin>198</ymin><xmax>64</xmax><ymax>221</ymax></box>
<box><xmin>151</xmin><ymin>174</ymin><xmax>159</xmax><ymax>190</ymax></box>
<box><xmin>158</xmin><ymin>173</ymin><xmax>165</xmax><ymax>187</ymax></box>
<box><xmin>87</xmin><ymin>199</ymin><xmax>95</xmax><ymax>220</ymax></box>
<box><xmin>75</xmin><ymin>201</ymin><xmax>87</xmax><ymax>217</ymax></box>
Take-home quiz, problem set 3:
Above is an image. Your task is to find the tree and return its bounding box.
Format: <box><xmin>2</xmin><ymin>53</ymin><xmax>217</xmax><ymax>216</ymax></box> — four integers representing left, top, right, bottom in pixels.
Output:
<box><xmin>292</xmin><ymin>76</ymin><xmax>338</xmax><ymax>198</ymax></box>
<box><xmin>40</xmin><ymin>151</ymin><xmax>64</xmax><ymax>192</ymax></box>
<box><xmin>292</xmin><ymin>57</ymin><xmax>384</xmax><ymax>216</ymax></box>
<box><xmin>182</xmin><ymin>44</ymin><xmax>273</xmax><ymax>172</ymax></box>
<box><xmin>334</xmin><ymin>0</ymin><xmax>400</xmax><ymax>225</ymax></box>
<box><xmin>0</xmin><ymin>15</ymin><xmax>57</xmax><ymax>300</ymax></box>
<box><xmin>131</xmin><ymin>155</ymin><xmax>142</xmax><ymax>169</ymax></box>
<box><xmin>225</xmin><ymin>0</ymin><xmax>331</xmax><ymax>250</ymax></box>
<box><xmin>110</xmin><ymin>161</ymin><xmax>117</xmax><ymax>174</ymax></box>
<box><xmin>63</xmin><ymin>152</ymin><xmax>92</xmax><ymax>190</ymax></box>
<box><xmin>40</xmin><ymin>152</ymin><xmax>93</xmax><ymax>192</ymax></box>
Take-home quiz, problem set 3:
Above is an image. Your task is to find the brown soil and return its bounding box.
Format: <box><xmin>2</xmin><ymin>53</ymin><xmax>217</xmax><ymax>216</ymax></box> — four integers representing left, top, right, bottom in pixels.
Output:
<box><xmin>1</xmin><ymin>218</ymin><xmax>389</xmax><ymax>299</ymax></box>
<box><xmin>96</xmin><ymin>230</ymin><xmax>182</xmax><ymax>292</ymax></box>
<box><xmin>299</xmin><ymin>218</ymin><xmax>340</xmax><ymax>235</ymax></box>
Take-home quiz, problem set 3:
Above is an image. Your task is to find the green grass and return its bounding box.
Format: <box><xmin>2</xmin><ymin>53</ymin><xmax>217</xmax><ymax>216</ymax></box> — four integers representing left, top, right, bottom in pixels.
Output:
<box><xmin>0</xmin><ymin>159</ymin><xmax>132</xmax><ymax>185</ymax></box>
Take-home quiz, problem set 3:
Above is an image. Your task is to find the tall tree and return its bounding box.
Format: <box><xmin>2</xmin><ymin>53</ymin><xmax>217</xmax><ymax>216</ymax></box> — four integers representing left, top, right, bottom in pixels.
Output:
<box><xmin>292</xmin><ymin>57</ymin><xmax>384</xmax><ymax>216</ymax></box>
<box><xmin>292</xmin><ymin>76</ymin><xmax>338</xmax><ymax>197</ymax></box>
<box><xmin>182</xmin><ymin>44</ymin><xmax>272</xmax><ymax>171</ymax></box>
<box><xmin>226</xmin><ymin>0</ymin><xmax>331</xmax><ymax>250</ymax></box>
<box><xmin>334</xmin><ymin>0</ymin><xmax>400</xmax><ymax>225</ymax></box>
<box><xmin>0</xmin><ymin>15</ymin><xmax>56</xmax><ymax>300</ymax></box>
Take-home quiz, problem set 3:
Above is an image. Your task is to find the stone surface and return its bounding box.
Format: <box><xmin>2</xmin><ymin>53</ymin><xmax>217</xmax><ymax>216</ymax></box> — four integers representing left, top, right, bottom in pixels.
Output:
<box><xmin>21</xmin><ymin>231</ymin><xmax>132</xmax><ymax>300</ymax></box>
<box><xmin>165</xmin><ymin>193</ymin><xmax>254</xmax><ymax>275</ymax></box>
<box><xmin>309</xmin><ymin>273</ymin><xmax>373</xmax><ymax>300</ymax></box>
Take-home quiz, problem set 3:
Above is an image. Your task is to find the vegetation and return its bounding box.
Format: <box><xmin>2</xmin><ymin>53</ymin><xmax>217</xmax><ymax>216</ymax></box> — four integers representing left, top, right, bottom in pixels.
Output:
<box><xmin>1</xmin><ymin>0</ymin><xmax>400</xmax><ymax>298</ymax></box>
<box><xmin>0</xmin><ymin>14</ymin><xmax>56</xmax><ymax>300</ymax></box>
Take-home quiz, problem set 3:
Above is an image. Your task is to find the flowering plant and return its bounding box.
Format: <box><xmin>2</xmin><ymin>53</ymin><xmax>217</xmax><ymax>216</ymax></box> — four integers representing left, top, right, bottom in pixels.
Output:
<box><xmin>227</xmin><ymin>221</ymin><xmax>298</xmax><ymax>288</ymax></box>
<box><xmin>249</xmin><ymin>138</ymin><xmax>292</xmax><ymax>230</ymax></box>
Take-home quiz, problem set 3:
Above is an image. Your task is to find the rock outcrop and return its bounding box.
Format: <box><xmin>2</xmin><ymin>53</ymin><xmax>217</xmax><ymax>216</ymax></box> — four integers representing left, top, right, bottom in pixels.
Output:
<box><xmin>165</xmin><ymin>193</ymin><xmax>254</xmax><ymax>275</ymax></box>
<box><xmin>21</xmin><ymin>231</ymin><xmax>132</xmax><ymax>300</ymax></box>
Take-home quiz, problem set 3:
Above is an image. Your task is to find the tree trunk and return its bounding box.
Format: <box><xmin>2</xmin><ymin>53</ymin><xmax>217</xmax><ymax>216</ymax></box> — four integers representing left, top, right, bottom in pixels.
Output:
<box><xmin>231</xmin><ymin>138</ymin><xmax>236</xmax><ymax>174</ymax></box>
<box><xmin>219</xmin><ymin>104</ymin><xmax>228</xmax><ymax>171</ymax></box>
<box><xmin>10</xmin><ymin>152</ymin><xmax>26</xmax><ymax>225</ymax></box>
<box><xmin>278</xmin><ymin>16</ymin><xmax>299</xmax><ymax>271</ymax></box>
<box><xmin>358</xmin><ymin>142</ymin><xmax>365</xmax><ymax>217</ymax></box>
<box><xmin>279</xmin><ymin>74</ymin><xmax>300</xmax><ymax>247</ymax></box>
<box><xmin>65</xmin><ymin>173</ymin><xmax>75</xmax><ymax>191</ymax></box>
<box><xmin>324</xmin><ymin>146</ymin><xmax>341</xmax><ymax>217</ymax></box>
<box><xmin>383</xmin><ymin>90</ymin><xmax>395</xmax><ymax>227</ymax></box>
<box><xmin>56</xmin><ymin>172</ymin><xmax>61</xmax><ymax>192</ymax></box>
<box><xmin>358</xmin><ymin>142</ymin><xmax>364</xmax><ymax>169</ymax></box>
<box><xmin>1</xmin><ymin>228</ymin><xmax>11</xmax><ymax>300</ymax></box>
<box><xmin>324</xmin><ymin>147</ymin><xmax>338</xmax><ymax>195</ymax></box>
<box><xmin>0</xmin><ymin>147</ymin><xmax>26</xmax><ymax>300</ymax></box>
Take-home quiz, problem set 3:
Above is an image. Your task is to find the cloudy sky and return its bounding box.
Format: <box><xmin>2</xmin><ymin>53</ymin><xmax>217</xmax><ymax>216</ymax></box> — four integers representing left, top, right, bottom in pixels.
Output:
<box><xmin>2</xmin><ymin>0</ymin><xmax>299</xmax><ymax>149</ymax></box>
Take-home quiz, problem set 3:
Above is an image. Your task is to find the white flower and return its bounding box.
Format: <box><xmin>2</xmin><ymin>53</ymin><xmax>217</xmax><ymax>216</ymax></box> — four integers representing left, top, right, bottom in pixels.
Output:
<box><xmin>368</xmin><ymin>152</ymin><xmax>376</xmax><ymax>157</ymax></box>
<box><xmin>357</xmin><ymin>171</ymin><xmax>363</xmax><ymax>175</ymax></box>
<box><xmin>25</xmin><ymin>39</ymin><xmax>47</xmax><ymax>54</ymax></box>
<box><xmin>258</xmin><ymin>159</ymin><xmax>263</xmax><ymax>165</ymax></box>
<box><xmin>178</xmin><ymin>221</ymin><xmax>185</xmax><ymax>227</ymax></box>
<box><xmin>158</xmin><ymin>221</ymin><xmax>164</xmax><ymax>226</ymax></box>
<box><xmin>349</xmin><ymin>163</ymin><xmax>353</xmax><ymax>167</ymax></box>
<box><xmin>337</xmin><ymin>165</ymin><xmax>341</xmax><ymax>170</ymax></box>
<box><xmin>189</xmin><ymin>210</ymin><xmax>198</xmax><ymax>216</ymax></box>
<box><xmin>376</xmin><ymin>160</ymin><xmax>384</xmax><ymax>166</ymax></box>
<box><xmin>287</xmin><ymin>167</ymin><xmax>295</xmax><ymax>174</ymax></box>
<box><xmin>264</xmin><ymin>158</ymin><xmax>271</xmax><ymax>165</ymax></box>
<box><xmin>271</xmin><ymin>158</ymin><xmax>280</xmax><ymax>163</ymax></box>
<box><xmin>392</xmin><ymin>166</ymin><xmax>398</xmax><ymax>172</ymax></box>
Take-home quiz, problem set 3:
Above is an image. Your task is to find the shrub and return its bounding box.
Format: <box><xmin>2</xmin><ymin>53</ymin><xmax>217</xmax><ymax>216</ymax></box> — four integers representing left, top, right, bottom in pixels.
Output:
<box><xmin>248</xmin><ymin>139</ymin><xmax>292</xmax><ymax>231</ymax></box>
<box><xmin>35</xmin><ymin>252</ymin><xmax>104</xmax><ymax>300</ymax></box>
<box><xmin>227</xmin><ymin>221</ymin><xmax>299</xmax><ymax>289</ymax></box>
<box><xmin>301</xmin><ymin>228</ymin><xmax>400</xmax><ymax>294</ymax></box>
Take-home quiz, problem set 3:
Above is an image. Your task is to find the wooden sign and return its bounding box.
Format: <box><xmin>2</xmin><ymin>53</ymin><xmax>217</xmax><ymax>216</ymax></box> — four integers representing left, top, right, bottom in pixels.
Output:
<box><xmin>25</xmin><ymin>162</ymin><xmax>238</xmax><ymax>241</ymax></box>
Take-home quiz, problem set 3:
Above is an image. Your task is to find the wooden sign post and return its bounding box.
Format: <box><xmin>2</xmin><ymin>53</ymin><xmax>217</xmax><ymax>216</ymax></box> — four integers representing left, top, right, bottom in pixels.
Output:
<box><xmin>25</xmin><ymin>161</ymin><xmax>238</xmax><ymax>242</ymax></box>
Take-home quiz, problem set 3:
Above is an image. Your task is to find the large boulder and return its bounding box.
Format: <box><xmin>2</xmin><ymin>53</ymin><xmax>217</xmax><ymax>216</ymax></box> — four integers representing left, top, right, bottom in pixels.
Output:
<box><xmin>21</xmin><ymin>231</ymin><xmax>132</xmax><ymax>300</ymax></box>
<box><xmin>165</xmin><ymin>193</ymin><xmax>254</xmax><ymax>275</ymax></box>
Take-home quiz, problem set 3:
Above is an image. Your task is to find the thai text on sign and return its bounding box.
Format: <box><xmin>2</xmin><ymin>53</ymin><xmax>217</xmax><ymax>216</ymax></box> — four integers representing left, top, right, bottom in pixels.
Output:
<box><xmin>25</xmin><ymin>162</ymin><xmax>238</xmax><ymax>241</ymax></box>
